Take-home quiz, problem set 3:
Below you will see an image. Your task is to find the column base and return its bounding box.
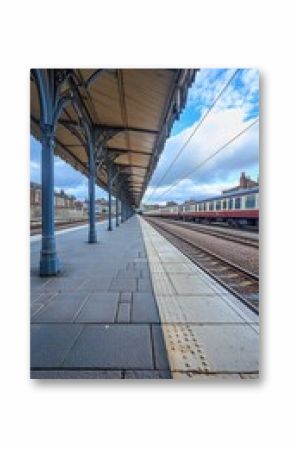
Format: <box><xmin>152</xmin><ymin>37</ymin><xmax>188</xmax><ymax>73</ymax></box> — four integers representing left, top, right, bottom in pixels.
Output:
<box><xmin>88</xmin><ymin>236</ymin><xmax>97</xmax><ymax>244</ymax></box>
<box><xmin>39</xmin><ymin>253</ymin><xmax>61</xmax><ymax>276</ymax></box>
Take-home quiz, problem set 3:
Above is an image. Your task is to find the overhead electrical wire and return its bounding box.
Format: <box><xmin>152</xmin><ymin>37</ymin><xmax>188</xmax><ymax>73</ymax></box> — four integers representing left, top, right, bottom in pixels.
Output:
<box><xmin>150</xmin><ymin>117</ymin><xmax>259</xmax><ymax>202</ymax></box>
<box><xmin>146</xmin><ymin>69</ymin><xmax>240</xmax><ymax>202</ymax></box>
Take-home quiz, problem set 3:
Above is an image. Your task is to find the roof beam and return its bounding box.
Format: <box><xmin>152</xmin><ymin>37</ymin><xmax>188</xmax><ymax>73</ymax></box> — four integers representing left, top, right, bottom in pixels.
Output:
<box><xmin>125</xmin><ymin>174</ymin><xmax>145</xmax><ymax>179</ymax></box>
<box><xmin>118</xmin><ymin>164</ymin><xmax>148</xmax><ymax>169</ymax></box>
<box><xmin>57</xmin><ymin>120</ymin><xmax>158</xmax><ymax>136</ymax></box>
<box><xmin>107</xmin><ymin>147</ymin><xmax>152</xmax><ymax>157</ymax></box>
<box><xmin>96</xmin><ymin>124</ymin><xmax>158</xmax><ymax>135</ymax></box>
<box><xmin>84</xmin><ymin>69</ymin><xmax>105</xmax><ymax>88</ymax></box>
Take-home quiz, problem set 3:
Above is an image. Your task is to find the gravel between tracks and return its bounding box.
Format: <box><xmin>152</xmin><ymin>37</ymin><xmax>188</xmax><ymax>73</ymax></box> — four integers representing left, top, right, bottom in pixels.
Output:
<box><xmin>147</xmin><ymin>218</ymin><xmax>259</xmax><ymax>275</ymax></box>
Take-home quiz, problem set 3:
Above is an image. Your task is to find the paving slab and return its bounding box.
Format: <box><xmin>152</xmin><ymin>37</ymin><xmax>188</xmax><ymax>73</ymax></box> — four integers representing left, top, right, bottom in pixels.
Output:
<box><xmin>140</xmin><ymin>268</ymin><xmax>151</xmax><ymax>279</ymax></box>
<box><xmin>124</xmin><ymin>370</ymin><xmax>171</xmax><ymax>379</ymax></box>
<box><xmin>120</xmin><ymin>292</ymin><xmax>132</xmax><ymax>303</ymax></box>
<box><xmin>80</xmin><ymin>276</ymin><xmax>115</xmax><ymax>291</ymax></box>
<box><xmin>31</xmin><ymin>370</ymin><xmax>122</xmax><ymax>379</ymax></box>
<box><xmin>75</xmin><ymin>293</ymin><xmax>119</xmax><ymax>323</ymax></box>
<box><xmin>162</xmin><ymin>323</ymin><xmax>259</xmax><ymax>375</ymax></box>
<box><xmin>116</xmin><ymin>269</ymin><xmax>140</xmax><ymax>279</ymax></box>
<box><xmin>32</xmin><ymin>293</ymin><xmax>89</xmax><ymax>323</ymax></box>
<box><xmin>138</xmin><ymin>278</ymin><xmax>153</xmax><ymax>292</ymax></box>
<box><xmin>132</xmin><ymin>293</ymin><xmax>160</xmax><ymax>323</ymax></box>
<box><xmin>63</xmin><ymin>324</ymin><xmax>154</xmax><ymax>369</ymax></box>
<box><xmin>109</xmin><ymin>278</ymin><xmax>137</xmax><ymax>292</ymax></box>
<box><xmin>117</xmin><ymin>303</ymin><xmax>131</xmax><ymax>323</ymax></box>
<box><xmin>168</xmin><ymin>273</ymin><xmax>217</xmax><ymax>295</ymax></box>
<box><xmin>41</xmin><ymin>278</ymin><xmax>87</xmax><ymax>292</ymax></box>
<box><xmin>31</xmin><ymin>324</ymin><xmax>83</xmax><ymax>368</ymax></box>
<box><xmin>156</xmin><ymin>295</ymin><xmax>245</xmax><ymax>324</ymax></box>
<box><xmin>31</xmin><ymin>293</ymin><xmax>57</xmax><ymax>306</ymax></box>
<box><xmin>189</xmin><ymin>324</ymin><xmax>259</xmax><ymax>372</ymax></box>
<box><xmin>31</xmin><ymin>302</ymin><xmax>45</xmax><ymax>317</ymax></box>
<box><xmin>164</xmin><ymin>263</ymin><xmax>194</xmax><ymax>274</ymax></box>
<box><xmin>173</xmin><ymin>372</ymin><xmax>243</xmax><ymax>380</ymax></box>
<box><xmin>152</xmin><ymin>325</ymin><xmax>170</xmax><ymax>370</ymax></box>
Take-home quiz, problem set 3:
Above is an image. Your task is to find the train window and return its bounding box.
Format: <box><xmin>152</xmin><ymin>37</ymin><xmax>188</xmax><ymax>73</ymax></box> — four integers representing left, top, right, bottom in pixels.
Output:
<box><xmin>209</xmin><ymin>202</ymin><xmax>214</xmax><ymax>211</ymax></box>
<box><xmin>216</xmin><ymin>200</ymin><xmax>221</xmax><ymax>210</ymax></box>
<box><xmin>235</xmin><ymin>197</ymin><xmax>241</xmax><ymax>209</ymax></box>
<box><xmin>229</xmin><ymin>198</ymin><xmax>233</xmax><ymax>209</ymax></box>
<box><xmin>222</xmin><ymin>199</ymin><xmax>227</xmax><ymax>209</ymax></box>
<box><xmin>245</xmin><ymin>194</ymin><xmax>256</xmax><ymax>209</ymax></box>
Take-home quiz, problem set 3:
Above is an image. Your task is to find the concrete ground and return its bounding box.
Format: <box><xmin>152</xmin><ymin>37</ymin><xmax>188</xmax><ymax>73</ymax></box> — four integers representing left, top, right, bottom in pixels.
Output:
<box><xmin>30</xmin><ymin>216</ymin><xmax>259</xmax><ymax>380</ymax></box>
<box><xmin>30</xmin><ymin>217</ymin><xmax>170</xmax><ymax>379</ymax></box>
<box><xmin>140</xmin><ymin>218</ymin><xmax>259</xmax><ymax>379</ymax></box>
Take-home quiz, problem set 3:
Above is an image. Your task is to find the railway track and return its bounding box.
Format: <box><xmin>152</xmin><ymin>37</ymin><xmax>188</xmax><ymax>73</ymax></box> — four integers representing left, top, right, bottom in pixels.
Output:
<box><xmin>30</xmin><ymin>219</ymin><xmax>89</xmax><ymax>235</ymax></box>
<box><xmin>30</xmin><ymin>216</ymin><xmax>109</xmax><ymax>236</ymax></box>
<box><xmin>155</xmin><ymin>218</ymin><xmax>259</xmax><ymax>248</ymax></box>
<box><xmin>145</xmin><ymin>217</ymin><xmax>259</xmax><ymax>314</ymax></box>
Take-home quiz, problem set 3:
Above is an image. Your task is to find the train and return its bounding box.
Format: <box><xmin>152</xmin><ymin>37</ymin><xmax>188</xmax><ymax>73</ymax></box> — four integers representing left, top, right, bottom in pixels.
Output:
<box><xmin>144</xmin><ymin>186</ymin><xmax>259</xmax><ymax>228</ymax></box>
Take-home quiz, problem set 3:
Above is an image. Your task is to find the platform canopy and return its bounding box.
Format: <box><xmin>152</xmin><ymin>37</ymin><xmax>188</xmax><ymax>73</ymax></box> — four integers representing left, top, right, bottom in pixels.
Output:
<box><xmin>31</xmin><ymin>69</ymin><xmax>197</xmax><ymax>207</ymax></box>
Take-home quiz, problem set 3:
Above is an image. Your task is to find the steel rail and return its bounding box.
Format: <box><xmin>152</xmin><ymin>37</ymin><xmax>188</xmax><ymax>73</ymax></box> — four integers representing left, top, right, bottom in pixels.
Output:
<box><xmin>160</xmin><ymin>218</ymin><xmax>259</xmax><ymax>248</ymax></box>
<box><xmin>146</xmin><ymin>217</ymin><xmax>259</xmax><ymax>315</ymax></box>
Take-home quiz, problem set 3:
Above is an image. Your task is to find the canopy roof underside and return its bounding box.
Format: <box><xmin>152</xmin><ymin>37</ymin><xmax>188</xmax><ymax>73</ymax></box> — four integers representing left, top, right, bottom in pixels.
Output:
<box><xmin>31</xmin><ymin>69</ymin><xmax>197</xmax><ymax>206</ymax></box>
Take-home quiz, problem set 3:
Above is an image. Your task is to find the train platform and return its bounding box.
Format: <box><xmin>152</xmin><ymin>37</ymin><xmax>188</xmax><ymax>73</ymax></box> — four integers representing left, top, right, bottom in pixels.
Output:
<box><xmin>30</xmin><ymin>216</ymin><xmax>259</xmax><ymax>379</ymax></box>
<box><xmin>140</xmin><ymin>218</ymin><xmax>259</xmax><ymax>379</ymax></box>
<box><xmin>30</xmin><ymin>217</ymin><xmax>170</xmax><ymax>379</ymax></box>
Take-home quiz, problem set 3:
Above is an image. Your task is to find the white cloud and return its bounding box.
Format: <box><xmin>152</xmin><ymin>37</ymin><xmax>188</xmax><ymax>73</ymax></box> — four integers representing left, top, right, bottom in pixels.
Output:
<box><xmin>188</xmin><ymin>68</ymin><xmax>259</xmax><ymax>119</ymax></box>
<box><xmin>144</xmin><ymin>107</ymin><xmax>259</xmax><ymax>203</ymax></box>
<box><xmin>30</xmin><ymin>161</ymin><xmax>40</xmax><ymax>170</ymax></box>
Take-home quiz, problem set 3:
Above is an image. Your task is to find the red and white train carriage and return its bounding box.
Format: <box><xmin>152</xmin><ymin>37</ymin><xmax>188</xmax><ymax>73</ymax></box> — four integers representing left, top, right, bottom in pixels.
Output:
<box><xmin>146</xmin><ymin>187</ymin><xmax>259</xmax><ymax>228</ymax></box>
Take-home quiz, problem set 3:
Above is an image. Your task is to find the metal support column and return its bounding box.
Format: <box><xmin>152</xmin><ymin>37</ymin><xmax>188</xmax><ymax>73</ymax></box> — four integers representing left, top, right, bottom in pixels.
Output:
<box><xmin>107</xmin><ymin>164</ymin><xmax>113</xmax><ymax>231</ymax></box>
<box><xmin>125</xmin><ymin>203</ymin><xmax>128</xmax><ymax>221</ymax></box>
<box><xmin>88</xmin><ymin>138</ymin><xmax>97</xmax><ymax>243</ymax></box>
<box><xmin>121</xmin><ymin>200</ymin><xmax>125</xmax><ymax>223</ymax></box>
<box><xmin>39</xmin><ymin>124</ymin><xmax>61</xmax><ymax>276</ymax></box>
<box><xmin>116</xmin><ymin>197</ymin><xmax>119</xmax><ymax>227</ymax></box>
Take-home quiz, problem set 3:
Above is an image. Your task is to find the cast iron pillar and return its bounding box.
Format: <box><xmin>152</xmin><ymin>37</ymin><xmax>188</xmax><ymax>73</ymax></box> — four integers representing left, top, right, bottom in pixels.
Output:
<box><xmin>107</xmin><ymin>164</ymin><xmax>113</xmax><ymax>231</ymax></box>
<box><xmin>39</xmin><ymin>124</ymin><xmax>61</xmax><ymax>276</ymax></box>
<box><xmin>116</xmin><ymin>197</ymin><xmax>119</xmax><ymax>227</ymax></box>
<box><xmin>88</xmin><ymin>143</ymin><xmax>97</xmax><ymax>243</ymax></box>
<box><xmin>125</xmin><ymin>203</ymin><xmax>128</xmax><ymax>221</ymax></box>
<box><xmin>121</xmin><ymin>200</ymin><xmax>125</xmax><ymax>223</ymax></box>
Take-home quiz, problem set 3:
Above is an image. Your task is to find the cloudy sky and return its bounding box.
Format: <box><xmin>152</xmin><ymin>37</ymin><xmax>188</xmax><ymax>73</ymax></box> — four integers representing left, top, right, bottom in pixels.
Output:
<box><xmin>30</xmin><ymin>68</ymin><xmax>259</xmax><ymax>203</ymax></box>
<box><xmin>144</xmin><ymin>68</ymin><xmax>259</xmax><ymax>204</ymax></box>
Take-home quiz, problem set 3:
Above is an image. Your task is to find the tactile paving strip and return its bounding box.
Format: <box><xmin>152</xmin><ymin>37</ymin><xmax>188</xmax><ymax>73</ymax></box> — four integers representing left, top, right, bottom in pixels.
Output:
<box><xmin>140</xmin><ymin>219</ymin><xmax>212</xmax><ymax>376</ymax></box>
<box><xmin>162</xmin><ymin>324</ymin><xmax>211</xmax><ymax>376</ymax></box>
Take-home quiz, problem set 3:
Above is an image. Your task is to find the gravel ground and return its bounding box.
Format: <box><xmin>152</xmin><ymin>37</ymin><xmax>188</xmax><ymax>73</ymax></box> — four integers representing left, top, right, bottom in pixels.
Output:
<box><xmin>164</xmin><ymin>219</ymin><xmax>259</xmax><ymax>241</ymax></box>
<box><xmin>147</xmin><ymin>218</ymin><xmax>259</xmax><ymax>275</ymax></box>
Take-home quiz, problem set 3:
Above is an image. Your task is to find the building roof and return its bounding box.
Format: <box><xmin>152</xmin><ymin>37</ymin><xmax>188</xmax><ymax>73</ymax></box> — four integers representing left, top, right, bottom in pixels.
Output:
<box><xmin>31</xmin><ymin>69</ymin><xmax>197</xmax><ymax>207</ymax></box>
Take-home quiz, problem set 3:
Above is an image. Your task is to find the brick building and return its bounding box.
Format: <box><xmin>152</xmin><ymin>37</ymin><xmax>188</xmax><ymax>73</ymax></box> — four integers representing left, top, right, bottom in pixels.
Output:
<box><xmin>54</xmin><ymin>189</ymin><xmax>76</xmax><ymax>209</ymax></box>
<box><xmin>223</xmin><ymin>172</ymin><xmax>259</xmax><ymax>194</ymax></box>
<box><xmin>30</xmin><ymin>182</ymin><xmax>87</xmax><ymax>221</ymax></box>
<box><xmin>30</xmin><ymin>182</ymin><xmax>42</xmax><ymax>206</ymax></box>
